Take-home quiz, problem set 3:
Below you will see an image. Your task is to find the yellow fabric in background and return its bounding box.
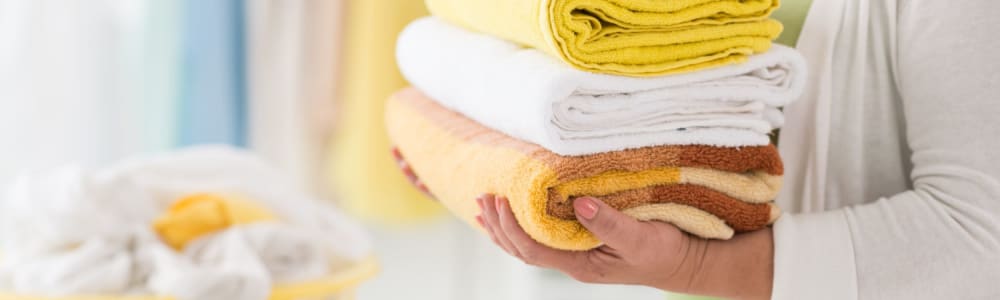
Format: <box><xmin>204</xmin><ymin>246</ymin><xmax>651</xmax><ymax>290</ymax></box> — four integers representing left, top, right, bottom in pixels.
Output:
<box><xmin>153</xmin><ymin>193</ymin><xmax>276</xmax><ymax>250</ymax></box>
<box><xmin>425</xmin><ymin>0</ymin><xmax>783</xmax><ymax>77</ymax></box>
<box><xmin>327</xmin><ymin>0</ymin><xmax>441</xmax><ymax>225</ymax></box>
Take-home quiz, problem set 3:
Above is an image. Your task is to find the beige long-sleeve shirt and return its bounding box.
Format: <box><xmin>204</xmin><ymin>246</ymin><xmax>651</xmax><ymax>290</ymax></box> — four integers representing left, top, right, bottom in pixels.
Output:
<box><xmin>773</xmin><ymin>0</ymin><xmax>1000</xmax><ymax>299</ymax></box>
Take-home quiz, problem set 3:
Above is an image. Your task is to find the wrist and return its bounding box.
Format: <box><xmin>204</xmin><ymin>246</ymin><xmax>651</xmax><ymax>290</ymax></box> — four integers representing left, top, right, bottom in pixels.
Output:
<box><xmin>689</xmin><ymin>228</ymin><xmax>775</xmax><ymax>300</ymax></box>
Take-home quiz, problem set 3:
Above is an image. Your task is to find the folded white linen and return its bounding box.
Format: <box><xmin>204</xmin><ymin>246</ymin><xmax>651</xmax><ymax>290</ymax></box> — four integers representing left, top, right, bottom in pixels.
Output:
<box><xmin>396</xmin><ymin>17</ymin><xmax>807</xmax><ymax>155</ymax></box>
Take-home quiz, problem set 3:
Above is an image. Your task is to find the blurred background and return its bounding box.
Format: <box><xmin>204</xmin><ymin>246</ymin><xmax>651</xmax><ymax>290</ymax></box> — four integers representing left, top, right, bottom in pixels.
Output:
<box><xmin>0</xmin><ymin>0</ymin><xmax>666</xmax><ymax>299</ymax></box>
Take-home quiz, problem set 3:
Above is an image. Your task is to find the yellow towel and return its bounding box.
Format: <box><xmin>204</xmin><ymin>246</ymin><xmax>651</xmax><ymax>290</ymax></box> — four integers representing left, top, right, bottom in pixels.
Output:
<box><xmin>153</xmin><ymin>193</ymin><xmax>276</xmax><ymax>250</ymax></box>
<box><xmin>326</xmin><ymin>0</ymin><xmax>442</xmax><ymax>225</ymax></box>
<box><xmin>387</xmin><ymin>89</ymin><xmax>783</xmax><ymax>250</ymax></box>
<box><xmin>425</xmin><ymin>0</ymin><xmax>783</xmax><ymax>77</ymax></box>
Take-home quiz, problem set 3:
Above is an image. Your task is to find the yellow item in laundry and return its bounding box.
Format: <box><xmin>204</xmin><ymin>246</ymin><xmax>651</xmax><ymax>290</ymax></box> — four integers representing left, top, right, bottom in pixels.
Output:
<box><xmin>153</xmin><ymin>193</ymin><xmax>276</xmax><ymax>250</ymax></box>
<box><xmin>327</xmin><ymin>0</ymin><xmax>442</xmax><ymax>225</ymax></box>
<box><xmin>425</xmin><ymin>0</ymin><xmax>784</xmax><ymax>77</ymax></box>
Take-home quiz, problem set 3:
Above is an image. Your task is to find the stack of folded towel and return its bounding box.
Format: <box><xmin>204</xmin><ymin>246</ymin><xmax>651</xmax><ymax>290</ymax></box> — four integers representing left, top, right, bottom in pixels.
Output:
<box><xmin>388</xmin><ymin>0</ymin><xmax>806</xmax><ymax>250</ymax></box>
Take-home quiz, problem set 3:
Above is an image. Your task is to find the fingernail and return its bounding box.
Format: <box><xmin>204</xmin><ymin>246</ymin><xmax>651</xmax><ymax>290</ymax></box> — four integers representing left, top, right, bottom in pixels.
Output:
<box><xmin>574</xmin><ymin>197</ymin><xmax>599</xmax><ymax>220</ymax></box>
<box><xmin>494</xmin><ymin>197</ymin><xmax>503</xmax><ymax>211</ymax></box>
<box><xmin>475</xmin><ymin>215</ymin><xmax>485</xmax><ymax>227</ymax></box>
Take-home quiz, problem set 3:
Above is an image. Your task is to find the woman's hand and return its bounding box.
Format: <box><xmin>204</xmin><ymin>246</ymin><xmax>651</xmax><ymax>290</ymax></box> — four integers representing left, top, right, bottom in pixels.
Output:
<box><xmin>476</xmin><ymin>194</ymin><xmax>775</xmax><ymax>300</ymax></box>
<box><xmin>391</xmin><ymin>146</ymin><xmax>434</xmax><ymax>199</ymax></box>
<box><xmin>391</xmin><ymin>146</ymin><xmax>773</xmax><ymax>298</ymax></box>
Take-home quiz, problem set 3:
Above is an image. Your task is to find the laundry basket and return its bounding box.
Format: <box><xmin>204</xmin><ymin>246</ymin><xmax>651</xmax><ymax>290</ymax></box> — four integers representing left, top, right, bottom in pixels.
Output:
<box><xmin>0</xmin><ymin>256</ymin><xmax>378</xmax><ymax>300</ymax></box>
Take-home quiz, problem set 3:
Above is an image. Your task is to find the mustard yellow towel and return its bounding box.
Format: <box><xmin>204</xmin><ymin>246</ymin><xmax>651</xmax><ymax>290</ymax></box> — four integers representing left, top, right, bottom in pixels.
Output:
<box><xmin>386</xmin><ymin>88</ymin><xmax>783</xmax><ymax>250</ymax></box>
<box><xmin>425</xmin><ymin>0</ymin><xmax>783</xmax><ymax>76</ymax></box>
<box><xmin>153</xmin><ymin>193</ymin><xmax>276</xmax><ymax>250</ymax></box>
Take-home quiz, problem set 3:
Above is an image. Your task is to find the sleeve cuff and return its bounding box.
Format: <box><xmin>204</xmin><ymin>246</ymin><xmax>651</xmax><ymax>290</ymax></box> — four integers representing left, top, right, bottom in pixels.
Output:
<box><xmin>771</xmin><ymin>210</ymin><xmax>858</xmax><ymax>300</ymax></box>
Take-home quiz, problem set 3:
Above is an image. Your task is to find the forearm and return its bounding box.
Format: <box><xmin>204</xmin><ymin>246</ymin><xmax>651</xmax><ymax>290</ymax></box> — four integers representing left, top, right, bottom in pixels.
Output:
<box><xmin>655</xmin><ymin>228</ymin><xmax>774</xmax><ymax>299</ymax></box>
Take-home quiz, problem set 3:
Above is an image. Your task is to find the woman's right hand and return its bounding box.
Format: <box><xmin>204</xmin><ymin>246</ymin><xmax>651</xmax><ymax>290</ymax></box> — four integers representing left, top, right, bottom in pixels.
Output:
<box><xmin>391</xmin><ymin>146</ymin><xmax>435</xmax><ymax>199</ymax></box>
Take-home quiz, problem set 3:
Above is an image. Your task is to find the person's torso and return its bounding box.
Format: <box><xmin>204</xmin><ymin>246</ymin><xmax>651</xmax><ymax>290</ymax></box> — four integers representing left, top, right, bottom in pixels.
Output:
<box><xmin>778</xmin><ymin>0</ymin><xmax>913</xmax><ymax>212</ymax></box>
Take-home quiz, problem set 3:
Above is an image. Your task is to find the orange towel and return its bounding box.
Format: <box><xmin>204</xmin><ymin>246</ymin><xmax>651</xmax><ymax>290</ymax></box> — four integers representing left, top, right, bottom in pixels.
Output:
<box><xmin>386</xmin><ymin>88</ymin><xmax>783</xmax><ymax>250</ymax></box>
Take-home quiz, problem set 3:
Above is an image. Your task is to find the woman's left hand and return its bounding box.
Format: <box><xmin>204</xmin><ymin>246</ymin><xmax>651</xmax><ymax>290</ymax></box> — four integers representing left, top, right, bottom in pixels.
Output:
<box><xmin>475</xmin><ymin>194</ymin><xmax>774</xmax><ymax>300</ymax></box>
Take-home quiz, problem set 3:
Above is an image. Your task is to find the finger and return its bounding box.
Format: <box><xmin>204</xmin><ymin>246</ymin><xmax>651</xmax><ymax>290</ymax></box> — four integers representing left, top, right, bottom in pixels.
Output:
<box><xmin>480</xmin><ymin>195</ymin><xmax>520</xmax><ymax>257</ymax></box>
<box><xmin>392</xmin><ymin>147</ymin><xmax>434</xmax><ymax>197</ymax></box>
<box><xmin>477</xmin><ymin>197</ymin><xmax>505</xmax><ymax>247</ymax></box>
<box><xmin>392</xmin><ymin>147</ymin><xmax>420</xmax><ymax>183</ymax></box>
<box><xmin>397</xmin><ymin>159</ymin><xmax>419</xmax><ymax>190</ymax></box>
<box><xmin>482</xmin><ymin>222</ymin><xmax>507</xmax><ymax>252</ymax></box>
<box><xmin>573</xmin><ymin>197</ymin><xmax>646</xmax><ymax>251</ymax></box>
<box><xmin>391</xmin><ymin>147</ymin><xmax>403</xmax><ymax>161</ymax></box>
<box><xmin>494</xmin><ymin>197</ymin><xmax>542</xmax><ymax>263</ymax></box>
<box><xmin>476</xmin><ymin>197</ymin><xmax>485</xmax><ymax>219</ymax></box>
<box><xmin>494</xmin><ymin>197</ymin><xmax>534</xmax><ymax>256</ymax></box>
<box><xmin>493</xmin><ymin>197</ymin><xmax>594</xmax><ymax>271</ymax></box>
<box><xmin>415</xmin><ymin>180</ymin><xmax>432</xmax><ymax>195</ymax></box>
<box><xmin>398</xmin><ymin>161</ymin><xmax>432</xmax><ymax>196</ymax></box>
<box><xmin>398</xmin><ymin>160</ymin><xmax>417</xmax><ymax>180</ymax></box>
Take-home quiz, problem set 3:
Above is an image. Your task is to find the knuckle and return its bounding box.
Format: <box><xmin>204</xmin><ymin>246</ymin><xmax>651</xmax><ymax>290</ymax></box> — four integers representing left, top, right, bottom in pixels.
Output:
<box><xmin>586</xmin><ymin>252</ymin><xmax>610</xmax><ymax>267</ymax></box>
<box><xmin>521</xmin><ymin>257</ymin><xmax>541</xmax><ymax>267</ymax></box>
<box><xmin>623</xmin><ymin>223</ymin><xmax>661</xmax><ymax>251</ymax></box>
<box><xmin>598</xmin><ymin>218</ymin><xmax>623</xmax><ymax>235</ymax></box>
<box><xmin>568</xmin><ymin>270</ymin><xmax>593</xmax><ymax>283</ymax></box>
<box><xmin>573</xmin><ymin>262</ymin><xmax>611</xmax><ymax>284</ymax></box>
<box><xmin>506</xmin><ymin>246</ymin><xmax>521</xmax><ymax>257</ymax></box>
<box><xmin>507</xmin><ymin>248</ymin><xmax>522</xmax><ymax>259</ymax></box>
<box><xmin>570</xmin><ymin>270</ymin><xmax>604</xmax><ymax>284</ymax></box>
<box><xmin>518</xmin><ymin>248</ymin><xmax>539</xmax><ymax>262</ymax></box>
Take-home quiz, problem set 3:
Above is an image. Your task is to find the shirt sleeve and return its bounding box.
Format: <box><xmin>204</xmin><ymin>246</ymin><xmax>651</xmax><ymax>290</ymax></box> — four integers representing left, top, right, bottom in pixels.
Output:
<box><xmin>772</xmin><ymin>1</ymin><xmax>1000</xmax><ymax>299</ymax></box>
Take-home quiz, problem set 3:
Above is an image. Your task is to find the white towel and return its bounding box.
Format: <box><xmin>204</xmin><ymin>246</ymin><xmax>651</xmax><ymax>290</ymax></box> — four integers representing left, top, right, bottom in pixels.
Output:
<box><xmin>396</xmin><ymin>17</ymin><xmax>808</xmax><ymax>155</ymax></box>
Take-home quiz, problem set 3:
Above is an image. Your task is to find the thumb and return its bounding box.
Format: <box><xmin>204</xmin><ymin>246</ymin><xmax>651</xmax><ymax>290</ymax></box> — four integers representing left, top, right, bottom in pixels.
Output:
<box><xmin>573</xmin><ymin>197</ymin><xmax>643</xmax><ymax>249</ymax></box>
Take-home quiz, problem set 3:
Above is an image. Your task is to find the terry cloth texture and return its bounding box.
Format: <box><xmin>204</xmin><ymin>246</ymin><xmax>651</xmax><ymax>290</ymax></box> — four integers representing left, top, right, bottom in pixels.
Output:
<box><xmin>397</xmin><ymin>18</ymin><xmax>807</xmax><ymax>155</ymax></box>
<box><xmin>424</xmin><ymin>0</ymin><xmax>783</xmax><ymax>76</ymax></box>
<box><xmin>386</xmin><ymin>88</ymin><xmax>783</xmax><ymax>250</ymax></box>
<box><xmin>548</xmin><ymin>184</ymin><xmax>780</xmax><ymax>232</ymax></box>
